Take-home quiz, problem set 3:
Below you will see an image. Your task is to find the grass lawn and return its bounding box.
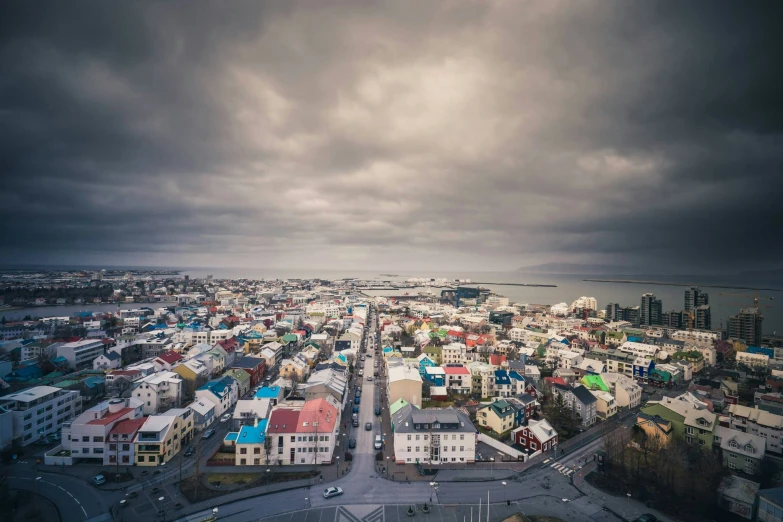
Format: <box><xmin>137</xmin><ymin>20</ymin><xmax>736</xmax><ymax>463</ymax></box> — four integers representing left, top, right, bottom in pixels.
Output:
<box><xmin>210</xmin><ymin>451</ymin><xmax>236</xmax><ymax>460</ymax></box>
<box><xmin>422</xmin><ymin>400</ymin><xmax>454</xmax><ymax>408</ymax></box>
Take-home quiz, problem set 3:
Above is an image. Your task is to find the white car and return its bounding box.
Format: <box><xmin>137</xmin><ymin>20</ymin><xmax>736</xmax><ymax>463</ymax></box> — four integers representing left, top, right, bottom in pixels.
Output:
<box><xmin>367</xmin><ymin>376</ymin><xmax>373</xmax><ymax>381</ymax></box>
<box><xmin>220</xmin><ymin>413</ymin><xmax>231</xmax><ymax>423</ymax></box>
<box><xmin>323</xmin><ymin>486</ymin><xmax>343</xmax><ymax>499</ymax></box>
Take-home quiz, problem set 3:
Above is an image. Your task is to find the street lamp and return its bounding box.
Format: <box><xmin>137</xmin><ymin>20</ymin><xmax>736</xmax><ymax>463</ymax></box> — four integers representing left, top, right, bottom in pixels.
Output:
<box><xmin>626</xmin><ymin>492</ymin><xmax>631</xmax><ymax>516</ymax></box>
<box><xmin>502</xmin><ymin>481</ymin><xmax>508</xmax><ymax>506</ymax></box>
<box><xmin>386</xmin><ymin>456</ymin><xmax>390</xmax><ymax>478</ymax></box>
<box><xmin>336</xmin><ymin>456</ymin><xmax>340</xmax><ymax>476</ymax></box>
<box><xmin>266</xmin><ymin>468</ymin><xmax>271</xmax><ymax>486</ymax></box>
<box><xmin>304</xmin><ymin>497</ymin><xmax>309</xmax><ymax>508</ymax></box>
<box><xmin>429</xmin><ymin>481</ymin><xmax>439</xmax><ymax>504</ymax></box>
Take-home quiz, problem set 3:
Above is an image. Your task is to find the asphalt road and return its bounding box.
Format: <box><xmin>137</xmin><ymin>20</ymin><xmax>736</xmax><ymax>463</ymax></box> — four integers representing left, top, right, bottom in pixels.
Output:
<box><xmin>7</xmin><ymin>464</ymin><xmax>124</xmax><ymax>522</ymax></box>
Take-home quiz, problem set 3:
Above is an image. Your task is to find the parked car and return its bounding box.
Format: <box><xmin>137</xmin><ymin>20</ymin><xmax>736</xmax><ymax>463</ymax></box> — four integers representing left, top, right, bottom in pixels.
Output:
<box><xmin>92</xmin><ymin>474</ymin><xmax>106</xmax><ymax>486</ymax></box>
<box><xmin>375</xmin><ymin>406</ymin><xmax>381</xmax><ymax>416</ymax></box>
<box><xmin>352</xmin><ymin>405</ymin><xmax>359</xmax><ymax>414</ymax></box>
<box><xmin>323</xmin><ymin>487</ymin><xmax>343</xmax><ymax>499</ymax></box>
<box><xmin>354</xmin><ymin>396</ymin><xmax>360</xmax><ymax>404</ymax></box>
<box><xmin>202</xmin><ymin>429</ymin><xmax>216</xmax><ymax>439</ymax></box>
<box><xmin>220</xmin><ymin>413</ymin><xmax>231</xmax><ymax>423</ymax></box>
<box><xmin>348</xmin><ymin>439</ymin><xmax>356</xmax><ymax>449</ymax></box>
<box><xmin>632</xmin><ymin>516</ymin><xmax>657</xmax><ymax>522</ymax></box>
<box><xmin>365</xmin><ymin>422</ymin><xmax>372</xmax><ymax>431</ymax></box>
<box><xmin>374</xmin><ymin>435</ymin><xmax>382</xmax><ymax>450</ymax></box>
<box><xmin>184</xmin><ymin>446</ymin><xmax>195</xmax><ymax>457</ymax></box>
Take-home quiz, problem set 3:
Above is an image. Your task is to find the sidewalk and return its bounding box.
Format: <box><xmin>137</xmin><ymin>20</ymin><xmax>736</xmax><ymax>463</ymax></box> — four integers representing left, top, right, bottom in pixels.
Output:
<box><xmin>571</xmin><ymin>462</ymin><xmax>675</xmax><ymax>522</ymax></box>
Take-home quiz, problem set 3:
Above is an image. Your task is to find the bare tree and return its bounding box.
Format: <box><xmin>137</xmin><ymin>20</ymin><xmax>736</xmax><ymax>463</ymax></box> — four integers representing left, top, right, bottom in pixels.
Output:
<box><xmin>36</xmin><ymin>344</ymin><xmax>58</xmax><ymax>367</ymax></box>
<box><xmin>477</xmin><ymin>345</ymin><xmax>493</xmax><ymax>363</ymax></box>
<box><xmin>506</xmin><ymin>345</ymin><xmax>519</xmax><ymax>361</ymax></box>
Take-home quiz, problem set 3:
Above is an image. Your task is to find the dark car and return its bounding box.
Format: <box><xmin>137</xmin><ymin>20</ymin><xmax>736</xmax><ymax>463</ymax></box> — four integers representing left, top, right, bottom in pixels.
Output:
<box><xmin>354</xmin><ymin>396</ymin><xmax>360</xmax><ymax>404</ymax></box>
<box><xmin>184</xmin><ymin>446</ymin><xmax>195</xmax><ymax>457</ymax></box>
<box><xmin>353</xmin><ymin>405</ymin><xmax>359</xmax><ymax>413</ymax></box>
<box><xmin>365</xmin><ymin>422</ymin><xmax>372</xmax><ymax>431</ymax></box>
<box><xmin>632</xmin><ymin>515</ymin><xmax>657</xmax><ymax>522</ymax></box>
<box><xmin>375</xmin><ymin>406</ymin><xmax>381</xmax><ymax>416</ymax></box>
<box><xmin>348</xmin><ymin>438</ymin><xmax>356</xmax><ymax>448</ymax></box>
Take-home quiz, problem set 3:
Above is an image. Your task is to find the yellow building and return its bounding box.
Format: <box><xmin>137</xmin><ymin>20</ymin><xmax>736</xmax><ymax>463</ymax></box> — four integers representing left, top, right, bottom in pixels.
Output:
<box><xmin>634</xmin><ymin>412</ymin><xmax>672</xmax><ymax>447</ymax></box>
<box><xmin>134</xmin><ymin>408</ymin><xmax>194</xmax><ymax>466</ymax></box>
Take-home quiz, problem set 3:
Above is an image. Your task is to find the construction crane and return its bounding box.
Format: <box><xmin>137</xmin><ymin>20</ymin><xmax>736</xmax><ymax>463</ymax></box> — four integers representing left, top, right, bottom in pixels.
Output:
<box><xmin>718</xmin><ymin>291</ymin><xmax>775</xmax><ymax>309</ymax></box>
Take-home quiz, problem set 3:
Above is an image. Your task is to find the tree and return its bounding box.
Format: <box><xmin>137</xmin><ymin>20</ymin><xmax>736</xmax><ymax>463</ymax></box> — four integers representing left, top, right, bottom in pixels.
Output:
<box><xmin>477</xmin><ymin>345</ymin><xmax>492</xmax><ymax>363</ymax></box>
<box><xmin>506</xmin><ymin>345</ymin><xmax>519</xmax><ymax>362</ymax></box>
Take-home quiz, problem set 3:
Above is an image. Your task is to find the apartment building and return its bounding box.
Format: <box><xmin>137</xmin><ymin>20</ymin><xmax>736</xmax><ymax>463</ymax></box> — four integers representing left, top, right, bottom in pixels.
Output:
<box><xmin>442</xmin><ymin>343</ymin><xmax>467</xmax><ymax>365</ymax></box>
<box><xmin>57</xmin><ymin>339</ymin><xmax>105</xmax><ymax>369</ymax></box>
<box><xmin>61</xmin><ymin>397</ymin><xmax>144</xmax><ymax>464</ymax></box>
<box><xmin>599</xmin><ymin>372</ymin><xmax>642</xmax><ymax>409</ymax></box>
<box><xmin>0</xmin><ymin>386</ymin><xmax>81</xmax><ymax>446</ymax></box>
<box><xmin>392</xmin><ymin>404</ymin><xmax>476</xmax><ymax>464</ymax></box>
<box><xmin>442</xmin><ymin>365</ymin><xmax>471</xmax><ymax>394</ymax></box>
<box><xmin>590</xmin><ymin>390</ymin><xmax>618</xmax><ymax>420</ymax></box>
<box><xmin>266</xmin><ymin>398</ymin><xmax>339</xmax><ymax>465</ymax></box>
<box><xmin>132</xmin><ymin>371</ymin><xmax>183</xmax><ymax>415</ymax></box>
<box><xmin>552</xmin><ymin>384</ymin><xmax>597</xmax><ymax>427</ymax></box>
<box><xmin>134</xmin><ymin>408</ymin><xmax>194</xmax><ymax>466</ymax></box>
<box><xmin>727</xmin><ymin>404</ymin><xmax>783</xmax><ymax>455</ymax></box>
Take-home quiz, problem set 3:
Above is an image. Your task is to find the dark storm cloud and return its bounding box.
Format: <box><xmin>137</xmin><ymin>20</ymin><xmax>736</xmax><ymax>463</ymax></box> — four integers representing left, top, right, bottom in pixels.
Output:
<box><xmin>1</xmin><ymin>1</ymin><xmax>781</xmax><ymax>271</ymax></box>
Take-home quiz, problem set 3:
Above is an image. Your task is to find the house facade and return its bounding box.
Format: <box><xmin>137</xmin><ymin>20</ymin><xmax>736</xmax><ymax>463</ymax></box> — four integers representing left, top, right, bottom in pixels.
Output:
<box><xmin>512</xmin><ymin>418</ymin><xmax>558</xmax><ymax>453</ymax></box>
<box><xmin>392</xmin><ymin>405</ymin><xmax>477</xmax><ymax>464</ymax></box>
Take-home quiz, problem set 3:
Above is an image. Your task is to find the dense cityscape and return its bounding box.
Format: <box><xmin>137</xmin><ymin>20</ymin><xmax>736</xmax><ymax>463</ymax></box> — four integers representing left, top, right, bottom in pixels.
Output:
<box><xmin>3</xmin><ymin>1</ymin><xmax>781</xmax><ymax>522</ymax></box>
<box><xmin>0</xmin><ymin>271</ymin><xmax>781</xmax><ymax>522</ymax></box>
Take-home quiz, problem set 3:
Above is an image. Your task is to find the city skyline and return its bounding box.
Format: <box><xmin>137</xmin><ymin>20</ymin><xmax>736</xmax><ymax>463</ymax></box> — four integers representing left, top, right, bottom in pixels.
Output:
<box><xmin>1</xmin><ymin>1</ymin><xmax>781</xmax><ymax>273</ymax></box>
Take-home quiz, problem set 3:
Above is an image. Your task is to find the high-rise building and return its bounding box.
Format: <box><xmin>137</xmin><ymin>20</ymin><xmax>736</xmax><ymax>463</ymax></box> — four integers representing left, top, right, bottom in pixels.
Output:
<box><xmin>622</xmin><ymin>306</ymin><xmax>641</xmax><ymax>328</ymax></box>
<box><xmin>685</xmin><ymin>287</ymin><xmax>709</xmax><ymax>313</ymax></box>
<box><xmin>662</xmin><ymin>310</ymin><xmax>683</xmax><ymax>328</ymax></box>
<box><xmin>641</xmin><ymin>293</ymin><xmax>663</xmax><ymax>326</ymax></box>
<box><xmin>727</xmin><ymin>308</ymin><xmax>763</xmax><ymax>346</ymax></box>
<box><xmin>695</xmin><ymin>305</ymin><xmax>712</xmax><ymax>330</ymax></box>
<box><xmin>606</xmin><ymin>303</ymin><xmax>621</xmax><ymax>322</ymax></box>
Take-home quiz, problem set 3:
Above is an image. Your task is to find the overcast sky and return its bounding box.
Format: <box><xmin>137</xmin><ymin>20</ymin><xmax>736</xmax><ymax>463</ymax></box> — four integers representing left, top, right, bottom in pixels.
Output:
<box><xmin>1</xmin><ymin>1</ymin><xmax>781</xmax><ymax>273</ymax></box>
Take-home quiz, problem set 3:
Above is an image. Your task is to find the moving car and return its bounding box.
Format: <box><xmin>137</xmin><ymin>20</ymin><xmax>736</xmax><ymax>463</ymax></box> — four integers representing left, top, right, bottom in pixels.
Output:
<box><xmin>323</xmin><ymin>487</ymin><xmax>343</xmax><ymax>499</ymax></box>
<box><xmin>365</xmin><ymin>422</ymin><xmax>372</xmax><ymax>431</ymax></box>
<box><xmin>348</xmin><ymin>439</ymin><xmax>356</xmax><ymax>449</ymax></box>
<box><xmin>375</xmin><ymin>406</ymin><xmax>381</xmax><ymax>416</ymax></box>
<box><xmin>92</xmin><ymin>474</ymin><xmax>106</xmax><ymax>486</ymax></box>
<box><xmin>366</xmin><ymin>353</ymin><xmax>372</xmax><ymax>358</ymax></box>
<box><xmin>184</xmin><ymin>446</ymin><xmax>195</xmax><ymax>457</ymax></box>
<box><xmin>220</xmin><ymin>413</ymin><xmax>231</xmax><ymax>423</ymax></box>
<box><xmin>367</xmin><ymin>376</ymin><xmax>373</xmax><ymax>381</ymax></box>
<box><xmin>202</xmin><ymin>428</ymin><xmax>216</xmax><ymax>439</ymax></box>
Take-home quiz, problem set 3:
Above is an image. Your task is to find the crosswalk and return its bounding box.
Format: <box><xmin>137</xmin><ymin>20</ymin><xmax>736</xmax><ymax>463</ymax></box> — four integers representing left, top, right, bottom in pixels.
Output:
<box><xmin>550</xmin><ymin>461</ymin><xmax>579</xmax><ymax>476</ymax></box>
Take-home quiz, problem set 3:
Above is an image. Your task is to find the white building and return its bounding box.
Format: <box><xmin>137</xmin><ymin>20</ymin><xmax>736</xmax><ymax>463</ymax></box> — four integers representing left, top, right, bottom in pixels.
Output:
<box><xmin>737</xmin><ymin>351</ymin><xmax>769</xmax><ymax>368</ymax></box>
<box><xmin>57</xmin><ymin>339</ymin><xmax>105</xmax><ymax>369</ymax></box>
<box><xmin>0</xmin><ymin>386</ymin><xmax>81</xmax><ymax>446</ymax></box>
<box><xmin>61</xmin><ymin>397</ymin><xmax>144</xmax><ymax>464</ymax></box>
<box><xmin>618</xmin><ymin>341</ymin><xmax>659</xmax><ymax>359</ymax></box>
<box><xmin>93</xmin><ymin>351</ymin><xmax>122</xmax><ymax>371</ymax></box>
<box><xmin>442</xmin><ymin>343</ymin><xmax>467</xmax><ymax>365</ymax></box>
<box><xmin>727</xmin><ymin>404</ymin><xmax>783</xmax><ymax>455</ymax></box>
<box><xmin>392</xmin><ymin>404</ymin><xmax>476</xmax><ymax>464</ymax></box>
<box><xmin>132</xmin><ymin>371</ymin><xmax>184</xmax><ymax>415</ymax></box>
<box><xmin>571</xmin><ymin>297</ymin><xmax>598</xmax><ymax>310</ymax></box>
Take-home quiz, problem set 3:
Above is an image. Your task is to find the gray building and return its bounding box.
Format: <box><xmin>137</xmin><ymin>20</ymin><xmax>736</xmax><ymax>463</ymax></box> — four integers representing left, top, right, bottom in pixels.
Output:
<box><xmin>641</xmin><ymin>293</ymin><xmax>663</xmax><ymax>326</ymax></box>
<box><xmin>728</xmin><ymin>308</ymin><xmax>763</xmax><ymax>346</ymax></box>
<box><xmin>685</xmin><ymin>287</ymin><xmax>709</xmax><ymax>313</ymax></box>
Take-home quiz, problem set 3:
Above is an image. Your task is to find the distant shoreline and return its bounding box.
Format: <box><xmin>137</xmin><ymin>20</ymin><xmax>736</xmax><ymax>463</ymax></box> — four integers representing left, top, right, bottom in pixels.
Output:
<box><xmin>584</xmin><ymin>278</ymin><xmax>783</xmax><ymax>292</ymax></box>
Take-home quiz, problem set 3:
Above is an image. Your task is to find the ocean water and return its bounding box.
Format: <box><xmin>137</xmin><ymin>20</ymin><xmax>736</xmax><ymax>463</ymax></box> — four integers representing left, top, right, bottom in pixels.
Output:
<box><xmin>4</xmin><ymin>268</ymin><xmax>780</xmax><ymax>335</ymax></box>
<box><xmin>178</xmin><ymin>268</ymin><xmax>782</xmax><ymax>335</ymax></box>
